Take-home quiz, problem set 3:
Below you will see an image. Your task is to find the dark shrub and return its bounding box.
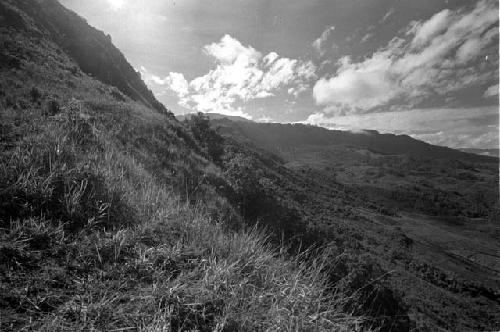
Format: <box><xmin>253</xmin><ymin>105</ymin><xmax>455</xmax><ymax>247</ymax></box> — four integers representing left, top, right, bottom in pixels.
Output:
<box><xmin>69</xmin><ymin>65</ymin><xmax>79</xmax><ymax>76</ymax></box>
<box><xmin>29</xmin><ymin>86</ymin><xmax>42</xmax><ymax>102</ymax></box>
<box><xmin>0</xmin><ymin>54</ymin><xmax>21</xmax><ymax>69</ymax></box>
<box><xmin>4</xmin><ymin>95</ymin><xmax>16</xmax><ymax>107</ymax></box>
<box><xmin>185</xmin><ymin>112</ymin><xmax>224</xmax><ymax>163</ymax></box>
<box><xmin>45</xmin><ymin>100</ymin><xmax>60</xmax><ymax>116</ymax></box>
<box><xmin>111</xmin><ymin>89</ymin><xmax>125</xmax><ymax>101</ymax></box>
<box><xmin>331</xmin><ymin>253</ymin><xmax>411</xmax><ymax>332</ymax></box>
<box><xmin>18</xmin><ymin>99</ymin><xmax>28</xmax><ymax>109</ymax></box>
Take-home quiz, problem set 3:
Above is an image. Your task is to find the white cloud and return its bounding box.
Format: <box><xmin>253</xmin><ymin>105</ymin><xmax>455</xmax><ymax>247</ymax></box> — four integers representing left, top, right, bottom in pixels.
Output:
<box><xmin>296</xmin><ymin>60</ymin><xmax>317</xmax><ymax>81</ymax></box>
<box><xmin>204</xmin><ymin>34</ymin><xmax>260</xmax><ymax>65</ymax></box>
<box><xmin>107</xmin><ymin>0</ymin><xmax>124</xmax><ymax>11</ymax></box>
<box><xmin>455</xmin><ymin>38</ymin><xmax>482</xmax><ymax>64</ymax></box>
<box><xmin>456</xmin><ymin>27</ymin><xmax>498</xmax><ymax>64</ymax></box>
<box><xmin>409</xmin><ymin>9</ymin><xmax>451</xmax><ymax>48</ymax></box>
<box><xmin>263</xmin><ymin>52</ymin><xmax>279</xmax><ymax>66</ymax></box>
<box><xmin>147</xmin><ymin>35</ymin><xmax>316</xmax><ymax>117</ymax></box>
<box><xmin>261</xmin><ymin>58</ymin><xmax>298</xmax><ymax>91</ymax></box>
<box><xmin>312</xmin><ymin>0</ymin><xmax>499</xmax><ymax>114</ymax></box>
<box><xmin>257</xmin><ymin>115</ymin><xmax>274</xmax><ymax>123</ymax></box>
<box><xmin>288</xmin><ymin>84</ymin><xmax>309</xmax><ymax>97</ymax></box>
<box><xmin>139</xmin><ymin>66</ymin><xmax>168</xmax><ymax>86</ymax></box>
<box><xmin>164</xmin><ymin>72</ymin><xmax>189</xmax><ymax>97</ymax></box>
<box><xmin>313</xmin><ymin>53</ymin><xmax>400</xmax><ymax>112</ymax></box>
<box><xmin>380</xmin><ymin>8</ymin><xmax>395</xmax><ymax>23</ymax></box>
<box><xmin>483</xmin><ymin>84</ymin><xmax>499</xmax><ymax>97</ymax></box>
<box><xmin>312</xmin><ymin>26</ymin><xmax>335</xmax><ymax>56</ymax></box>
<box><xmin>305</xmin><ymin>106</ymin><xmax>499</xmax><ymax>149</ymax></box>
<box><xmin>360</xmin><ymin>32</ymin><xmax>374</xmax><ymax>44</ymax></box>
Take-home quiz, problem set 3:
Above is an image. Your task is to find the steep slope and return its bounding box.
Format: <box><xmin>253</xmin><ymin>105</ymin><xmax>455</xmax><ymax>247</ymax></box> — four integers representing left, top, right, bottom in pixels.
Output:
<box><xmin>214</xmin><ymin>118</ymin><xmax>499</xmax><ymax>219</ymax></box>
<box><xmin>205</xmin><ymin>117</ymin><xmax>500</xmax><ymax>331</ymax></box>
<box><xmin>1</xmin><ymin>1</ymin><xmax>499</xmax><ymax>331</ymax></box>
<box><xmin>0</xmin><ymin>0</ymin><xmax>168</xmax><ymax>114</ymax></box>
<box><xmin>0</xmin><ymin>1</ymin><xmax>365</xmax><ymax>331</ymax></box>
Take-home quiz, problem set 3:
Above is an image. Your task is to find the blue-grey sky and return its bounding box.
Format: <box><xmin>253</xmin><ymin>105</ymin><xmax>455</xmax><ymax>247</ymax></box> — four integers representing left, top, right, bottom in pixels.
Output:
<box><xmin>60</xmin><ymin>0</ymin><xmax>499</xmax><ymax>149</ymax></box>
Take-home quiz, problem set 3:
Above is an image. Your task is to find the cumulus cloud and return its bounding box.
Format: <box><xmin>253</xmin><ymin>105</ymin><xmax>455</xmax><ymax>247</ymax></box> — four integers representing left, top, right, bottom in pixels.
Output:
<box><xmin>313</xmin><ymin>0</ymin><xmax>499</xmax><ymax>115</ymax></box>
<box><xmin>148</xmin><ymin>35</ymin><xmax>316</xmax><ymax>117</ymax></box>
<box><xmin>263</xmin><ymin>52</ymin><xmax>279</xmax><ymax>66</ymax></box>
<box><xmin>164</xmin><ymin>72</ymin><xmax>189</xmax><ymax>97</ymax></box>
<box><xmin>204</xmin><ymin>34</ymin><xmax>260</xmax><ymax>65</ymax></box>
<box><xmin>138</xmin><ymin>66</ymin><xmax>168</xmax><ymax>86</ymax></box>
<box><xmin>312</xmin><ymin>26</ymin><xmax>335</xmax><ymax>56</ymax></box>
<box><xmin>483</xmin><ymin>84</ymin><xmax>499</xmax><ymax>97</ymax></box>
<box><xmin>314</xmin><ymin>54</ymin><xmax>399</xmax><ymax>111</ymax></box>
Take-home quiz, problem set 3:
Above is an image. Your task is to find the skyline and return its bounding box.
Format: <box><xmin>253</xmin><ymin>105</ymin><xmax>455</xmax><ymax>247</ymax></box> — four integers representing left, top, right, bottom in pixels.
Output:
<box><xmin>60</xmin><ymin>0</ymin><xmax>499</xmax><ymax>149</ymax></box>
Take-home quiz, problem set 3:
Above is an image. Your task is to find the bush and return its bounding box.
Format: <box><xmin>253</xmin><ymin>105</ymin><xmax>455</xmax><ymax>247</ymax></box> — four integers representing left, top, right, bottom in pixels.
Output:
<box><xmin>185</xmin><ymin>112</ymin><xmax>224</xmax><ymax>163</ymax></box>
<box><xmin>45</xmin><ymin>99</ymin><xmax>60</xmax><ymax>115</ymax></box>
<box><xmin>111</xmin><ymin>88</ymin><xmax>125</xmax><ymax>101</ymax></box>
<box><xmin>29</xmin><ymin>86</ymin><xmax>42</xmax><ymax>102</ymax></box>
<box><xmin>69</xmin><ymin>65</ymin><xmax>79</xmax><ymax>76</ymax></box>
<box><xmin>329</xmin><ymin>252</ymin><xmax>410</xmax><ymax>332</ymax></box>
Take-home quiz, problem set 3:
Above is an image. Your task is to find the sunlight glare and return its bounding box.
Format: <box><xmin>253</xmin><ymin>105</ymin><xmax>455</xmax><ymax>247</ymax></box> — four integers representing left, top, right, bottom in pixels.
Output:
<box><xmin>108</xmin><ymin>0</ymin><xmax>125</xmax><ymax>10</ymax></box>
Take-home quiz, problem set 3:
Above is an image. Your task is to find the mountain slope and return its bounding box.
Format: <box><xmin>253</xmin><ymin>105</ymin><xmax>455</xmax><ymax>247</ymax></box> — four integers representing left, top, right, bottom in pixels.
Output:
<box><xmin>1</xmin><ymin>1</ymin><xmax>499</xmax><ymax>331</ymax></box>
<box><xmin>0</xmin><ymin>1</ymin><xmax>365</xmax><ymax>331</ymax></box>
<box><xmin>213</xmin><ymin>119</ymin><xmax>499</xmax><ymax>220</ymax></box>
<box><xmin>207</xmin><ymin>116</ymin><xmax>500</xmax><ymax>331</ymax></box>
<box><xmin>0</xmin><ymin>0</ymin><xmax>168</xmax><ymax>114</ymax></box>
<box><xmin>215</xmin><ymin>120</ymin><xmax>497</xmax><ymax>163</ymax></box>
<box><xmin>177</xmin><ymin>112</ymin><xmax>253</xmax><ymax>123</ymax></box>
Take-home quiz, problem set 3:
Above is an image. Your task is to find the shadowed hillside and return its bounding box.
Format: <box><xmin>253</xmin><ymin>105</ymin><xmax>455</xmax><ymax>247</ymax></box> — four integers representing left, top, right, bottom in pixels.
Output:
<box><xmin>215</xmin><ymin>120</ymin><xmax>498</xmax><ymax>163</ymax></box>
<box><xmin>207</xmin><ymin>116</ymin><xmax>500</xmax><ymax>331</ymax></box>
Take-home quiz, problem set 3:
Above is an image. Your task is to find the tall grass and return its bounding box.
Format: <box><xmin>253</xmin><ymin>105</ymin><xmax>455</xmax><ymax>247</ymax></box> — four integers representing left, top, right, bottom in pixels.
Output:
<box><xmin>0</xmin><ymin>26</ymin><xmax>366</xmax><ymax>330</ymax></box>
<box><xmin>0</xmin><ymin>97</ymin><xmax>362</xmax><ymax>331</ymax></box>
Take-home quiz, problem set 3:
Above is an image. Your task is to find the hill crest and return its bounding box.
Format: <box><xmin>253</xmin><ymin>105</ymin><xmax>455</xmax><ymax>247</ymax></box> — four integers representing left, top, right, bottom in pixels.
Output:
<box><xmin>0</xmin><ymin>0</ymin><xmax>169</xmax><ymax>114</ymax></box>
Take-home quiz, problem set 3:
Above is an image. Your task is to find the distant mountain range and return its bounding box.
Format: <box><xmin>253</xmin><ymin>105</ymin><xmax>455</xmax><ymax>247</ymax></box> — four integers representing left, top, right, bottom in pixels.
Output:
<box><xmin>177</xmin><ymin>112</ymin><xmax>252</xmax><ymax>123</ymax></box>
<box><xmin>183</xmin><ymin>113</ymin><xmax>497</xmax><ymax>164</ymax></box>
<box><xmin>179</xmin><ymin>113</ymin><xmax>498</xmax><ymax>162</ymax></box>
<box><xmin>458</xmin><ymin>148</ymin><xmax>499</xmax><ymax>157</ymax></box>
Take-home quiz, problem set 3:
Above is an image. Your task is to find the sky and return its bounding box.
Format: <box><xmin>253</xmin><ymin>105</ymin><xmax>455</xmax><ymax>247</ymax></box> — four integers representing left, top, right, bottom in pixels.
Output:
<box><xmin>60</xmin><ymin>0</ymin><xmax>499</xmax><ymax>149</ymax></box>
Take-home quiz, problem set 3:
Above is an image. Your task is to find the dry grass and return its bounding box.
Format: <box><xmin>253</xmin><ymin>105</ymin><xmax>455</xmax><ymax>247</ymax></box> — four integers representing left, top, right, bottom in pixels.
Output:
<box><xmin>0</xmin><ymin>92</ymin><xmax>362</xmax><ymax>331</ymax></box>
<box><xmin>0</xmin><ymin>24</ymin><xmax>370</xmax><ymax>331</ymax></box>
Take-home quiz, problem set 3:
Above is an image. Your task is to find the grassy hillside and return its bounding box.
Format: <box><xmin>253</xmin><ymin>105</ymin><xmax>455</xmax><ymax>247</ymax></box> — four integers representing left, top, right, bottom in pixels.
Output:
<box><xmin>0</xmin><ymin>0</ymin><xmax>168</xmax><ymax>113</ymax></box>
<box><xmin>0</xmin><ymin>2</ymin><xmax>368</xmax><ymax>331</ymax></box>
<box><xmin>209</xmin><ymin>118</ymin><xmax>500</xmax><ymax>331</ymax></box>
<box><xmin>0</xmin><ymin>103</ymin><xmax>353</xmax><ymax>330</ymax></box>
<box><xmin>214</xmin><ymin>118</ymin><xmax>499</xmax><ymax>221</ymax></box>
<box><xmin>1</xmin><ymin>0</ymin><xmax>498</xmax><ymax>331</ymax></box>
